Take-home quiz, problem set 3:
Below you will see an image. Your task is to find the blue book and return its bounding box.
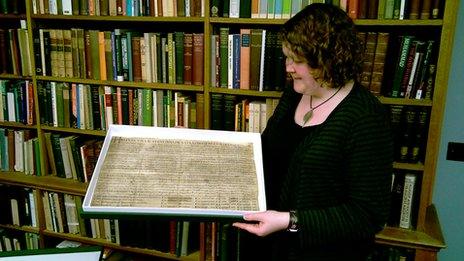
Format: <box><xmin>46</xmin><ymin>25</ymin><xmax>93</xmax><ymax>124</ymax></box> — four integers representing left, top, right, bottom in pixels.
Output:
<box><xmin>232</xmin><ymin>34</ymin><xmax>241</xmax><ymax>89</ymax></box>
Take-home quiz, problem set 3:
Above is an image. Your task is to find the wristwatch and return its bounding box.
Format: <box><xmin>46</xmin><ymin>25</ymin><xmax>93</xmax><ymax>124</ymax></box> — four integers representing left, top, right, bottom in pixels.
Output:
<box><xmin>286</xmin><ymin>210</ymin><xmax>299</xmax><ymax>232</ymax></box>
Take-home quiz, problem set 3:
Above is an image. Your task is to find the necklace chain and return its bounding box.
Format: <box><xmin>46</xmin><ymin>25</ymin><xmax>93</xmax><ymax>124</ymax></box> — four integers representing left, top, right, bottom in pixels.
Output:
<box><xmin>302</xmin><ymin>86</ymin><xmax>342</xmax><ymax>126</ymax></box>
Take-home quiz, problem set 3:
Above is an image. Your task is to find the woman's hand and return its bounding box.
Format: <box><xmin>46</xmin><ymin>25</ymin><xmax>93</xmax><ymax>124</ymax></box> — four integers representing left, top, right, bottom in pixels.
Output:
<box><xmin>232</xmin><ymin>210</ymin><xmax>290</xmax><ymax>237</ymax></box>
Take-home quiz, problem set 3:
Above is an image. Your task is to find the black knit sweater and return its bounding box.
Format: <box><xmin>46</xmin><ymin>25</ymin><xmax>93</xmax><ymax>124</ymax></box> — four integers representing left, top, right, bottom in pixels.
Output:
<box><xmin>259</xmin><ymin>82</ymin><xmax>393</xmax><ymax>260</ymax></box>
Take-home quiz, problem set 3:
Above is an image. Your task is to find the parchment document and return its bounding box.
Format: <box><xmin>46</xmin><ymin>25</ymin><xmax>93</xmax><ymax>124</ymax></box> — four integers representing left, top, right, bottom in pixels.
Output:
<box><xmin>90</xmin><ymin>137</ymin><xmax>260</xmax><ymax>212</ymax></box>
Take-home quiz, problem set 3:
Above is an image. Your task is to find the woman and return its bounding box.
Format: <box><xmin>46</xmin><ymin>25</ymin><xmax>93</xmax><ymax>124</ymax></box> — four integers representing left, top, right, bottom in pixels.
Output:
<box><xmin>233</xmin><ymin>3</ymin><xmax>393</xmax><ymax>260</ymax></box>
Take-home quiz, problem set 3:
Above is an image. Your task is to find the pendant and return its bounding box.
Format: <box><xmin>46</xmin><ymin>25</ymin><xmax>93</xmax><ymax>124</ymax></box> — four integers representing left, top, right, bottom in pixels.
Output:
<box><xmin>302</xmin><ymin>109</ymin><xmax>313</xmax><ymax>126</ymax></box>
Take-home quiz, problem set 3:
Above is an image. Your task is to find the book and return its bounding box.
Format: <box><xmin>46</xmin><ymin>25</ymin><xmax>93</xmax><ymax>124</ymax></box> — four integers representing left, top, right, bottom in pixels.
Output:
<box><xmin>239</xmin><ymin>29</ymin><xmax>251</xmax><ymax>90</ymax></box>
<box><xmin>391</xmin><ymin>35</ymin><xmax>414</xmax><ymax>98</ymax></box>
<box><xmin>360</xmin><ymin>32</ymin><xmax>378</xmax><ymax>91</ymax></box>
<box><xmin>82</xmin><ymin>125</ymin><xmax>266</xmax><ymax>218</ymax></box>
<box><xmin>249</xmin><ymin>29</ymin><xmax>263</xmax><ymax>91</ymax></box>
<box><xmin>370</xmin><ymin>32</ymin><xmax>390</xmax><ymax>96</ymax></box>
<box><xmin>399</xmin><ymin>173</ymin><xmax>418</xmax><ymax>229</ymax></box>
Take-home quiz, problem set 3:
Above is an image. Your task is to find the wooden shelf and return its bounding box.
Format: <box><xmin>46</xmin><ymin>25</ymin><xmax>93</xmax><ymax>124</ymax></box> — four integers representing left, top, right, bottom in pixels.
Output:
<box><xmin>0</xmin><ymin>224</ymin><xmax>40</xmax><ymax>234</ymax></box>
<box><xmin>393</xmin><ymin>162</ymin><xmax>425</xmax><ymax>171</ymax></box>
<box><xmin>42</xmin><ymin>230</ymin><xmax>198</xmax><ymax>261</ymax></box>
<box><xmin>35</xmin><ymin>76</ymin><xmax>205</xmax><ymax>92</ymax></box>
<box><xmin>30</xmin><ymin>14</ymin><xmax>204</xmax><ymax>23</ymax></box>
<box><xmin>375</xmin><ymin>205</ymin><xmax>445</xmax><ymax>251</ymax></box>
<box><xmin>378</xmin><ymin>96</ymin><xmax>433</xmax><ymax>106</ymax></box>
<box><xmin>0</xmin><ymin>122</ymin><xmax>38</xmax><ymax>129</ymax></box>
<box><xmin>0</xmin><ymin>172</ymin><xmax>87</xmax><ymax>196</ymax></box>
<box><xmin>0</xmin><ymin>74</ymin><xmax>32</xmax><ymax>80</ymax></box>
<box><xmin>210</xmin><ymin>87</ymin><xmax>282</xmax><ymax>98</ymax></box>
<box><xmin>40</xmin><ymin>126</ymin><xmax>107</xmax><ymax>136</ymax></box>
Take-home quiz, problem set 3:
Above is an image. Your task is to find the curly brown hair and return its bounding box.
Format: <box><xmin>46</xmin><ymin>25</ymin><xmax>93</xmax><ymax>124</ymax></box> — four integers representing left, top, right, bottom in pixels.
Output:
<box><xmin>280</xmin><ymin>3</ymin><xmax>364</xmax><ymax>88</ymax></box>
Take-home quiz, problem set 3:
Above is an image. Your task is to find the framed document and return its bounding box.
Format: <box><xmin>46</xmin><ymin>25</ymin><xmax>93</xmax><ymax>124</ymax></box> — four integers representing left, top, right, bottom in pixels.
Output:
<box><xmin>82</xmin><ymin>125</ymin><xmax>266</xmax><ymax>218</ymax></box>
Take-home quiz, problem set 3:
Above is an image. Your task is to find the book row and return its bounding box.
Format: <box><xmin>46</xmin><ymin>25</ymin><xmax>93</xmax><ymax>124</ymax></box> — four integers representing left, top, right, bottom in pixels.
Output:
<box><xmin>0</xmin><ymin>129</ymin><xmax>40</xmax><ymax>176</ymax></box>
<box><xmin>0</xmin><ymin>28</ymin><xmax>33</xmax><ymax>77</ymax></box>
<box><xmin>389</xmin><ymin>105</ymin><xmax>429</xmax><ymax>164</ymax></box>
<box><xmin>0</xmin><ymin>184</ymin><xmax>201</xmax><ymax>256</ymax></box>
<box><xmin>31</xmin><ymin>0</ymin><xmax>204</xmax><ymax>17</ymax></box>
<box><xmin>37</xmin><ymin>82</ymin><xmax>204</xmax><ymax>131</ymax></box>
<box><xmin>0</xmin><ymin>229</ymin><xmax>39</xmax><ymax>252</ymax></box>
<box><xmin>388</xmin><ymin>36</ymin><xmax>436</xmax><ymax>99</ymax></box>
<box><xmin>210</xmin><ymin>0</ymin><xmax>445</xmax><ymax>20</ymax></box>
<box><xmin>211</xmin><ymin>28</ymin><xmax>287</xmax><ymax>92</ymax></box>
<box><xmin>359</xmin><ymin>32</ymin><xmax>437</xmax><ymax>100</ymax></box>
<box><xmin>0</xmin><ymin>80</ymin><xmax>35</xmax><ymax>125</ymax></box>
<box><xmin>34</xmin><ymin>29</ymin><xmax>204</xmax><ymax>86</ymax></box>
<box><xmin>210</xmin><ymin>94</ymin><xmax>279</xmax><ymax>133</ymax></box>
<box><xmin>43</xmin><ymin>133</ymin><xmax>102</xmax><ymax>182</ymax></box>
<box><xmin>0</xmin><ymin>1</ymin><xmax>25</xmax><ymax>15</ymax></box>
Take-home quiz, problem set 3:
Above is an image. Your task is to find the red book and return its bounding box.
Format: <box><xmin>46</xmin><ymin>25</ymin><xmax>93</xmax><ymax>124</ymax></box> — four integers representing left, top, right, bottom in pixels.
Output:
<box><xmin>131</xmin><ymin>36</ymin><xmax>142</xmax><ymax>82</ymax></box>
<box><xmin>348</xmin><ymin>0</ymin><xmax>359</xmax><ymax>19</ymax></box>
<box><xmin>183</xmin><ymin>33</ymin><xmax>193</xmax><ymax>84</ymax></box>
<box><xmin>192</xmin><ymin>33</ymin><xmax>204</xmax><ymax>86</ymax></box>
<box><xmin>409</xmin><ymin>0</ymin><xmax>421</xmax><ymax>19</ymax></box>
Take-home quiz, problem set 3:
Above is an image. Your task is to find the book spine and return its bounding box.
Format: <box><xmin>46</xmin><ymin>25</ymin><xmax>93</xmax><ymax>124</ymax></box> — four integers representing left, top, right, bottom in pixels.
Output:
<box><xmin>399</xmin><ymin>173</ymin><xmax>417</xmax><ymax>229</ymax></box>
<box><xmin>192</xmin><ymin>33</ymin><xmax>204</xmax><ymax>86</ymax></box>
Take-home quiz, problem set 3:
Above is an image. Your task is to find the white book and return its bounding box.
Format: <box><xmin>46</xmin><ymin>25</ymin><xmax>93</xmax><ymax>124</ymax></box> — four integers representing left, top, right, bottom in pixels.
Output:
<box><xmin>50</xmin><ymin>82</ymin><xmax>58</xmax><ymax>127</ymax></box>
<box><xmin>7</xmin><ymin>91</ymin><xmax>16</xmax><ymax>122</ymax></box>
<box><xmin>258</xmin><ymin>30</ymin><xmax>267</xmax><ymax>91</ymax></box>
<box><xmin>48</xmin><ymin>0</ymin><xmax>58</xmax><ymax>15</ymax></box>
<box><xmin>14</xmin><ymin>130</ymin><xmax>24</xmax><ymax>172</ymax></box>
<box><xmin>32</xmin><ymin>0</ymin><xmax>38</xmax><ymax>14</ymax></box>
<box><xmin>103</xmin><ymin>219</ymin><xmax>112</xmax><ymax>242</ymax></box>
<box><xmin>10</xmin><ymin>198</ymin><xmax>20</xmax><ymax>226</ymax></box>
<box><xmin>144</xmin><ymin>33</ymin><xmax>153</xmax><ymax>83</ymax></box>
<box><xmin>114</xmin><ymin>219</ymin><xmax>120</xmax><ymax>244</ymax></box>
<box><xmin>24</xmin><ymin>139</ymin><xmax>34</xmax><ymax>175</ymax></box>
<box><xmin>64</xmin><ymin>194</ymin><xmax>79</xmax><ymax>234</ymax></box>
<box><xmin>399</xmin><ymin>0</ymin><xmax>407</xmax><ymax>20</ymax></box>
<box><xmin>3</xmin><ymin>236</ymin><xmax>12</xmax><ymax>251</ymax></box>
<box><xmin>59</xmin><ymin>137</ymin><xmax>73</xmax><ymax>179</ymax></box>
<box><xmin>78</xmin><ymin>84</ymin><xmax>86</xmax><ymax>129</ymax></box>
<box><xmin>39</xmin><ymin>29</ymin><xmax>47</xmax><ymax>76</ymax></box>
<box><xmin>28</xmin><ymin>190</ymin><xmax>38</xmax><ymax>227</ymax></box>
<box><xmin>399</xmin><ymin>173</ymin><xmax>417</xmax><ymax>229</ymax></box>
<box><xmin>229</xmin><ymin>0</ymin><xmax>240</xmax><ymax>18</ymax></box>
<box><xmin>227</xmin><ymin>34</ymin><xmax>234</xmax><ymax>89</ymax></box>
<box><xmin>62</xmin><ymin>0</ymin><xmax>73</xmax><ymax>15</ymax></box>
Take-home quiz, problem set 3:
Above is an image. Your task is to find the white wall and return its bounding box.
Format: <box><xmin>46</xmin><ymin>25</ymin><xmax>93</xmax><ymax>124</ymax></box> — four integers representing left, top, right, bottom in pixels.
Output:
<box><xmin>434</xmin><ymin>1</ymin><xmax>464</xmax><ymax>260</ymax></box>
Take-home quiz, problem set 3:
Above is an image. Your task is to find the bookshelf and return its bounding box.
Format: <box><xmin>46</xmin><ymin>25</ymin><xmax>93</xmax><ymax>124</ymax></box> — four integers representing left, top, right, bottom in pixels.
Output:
<box><xmin>0</xmin><ymin>0</ymin><xmax>459</xmax><ymax>260</ymax></box>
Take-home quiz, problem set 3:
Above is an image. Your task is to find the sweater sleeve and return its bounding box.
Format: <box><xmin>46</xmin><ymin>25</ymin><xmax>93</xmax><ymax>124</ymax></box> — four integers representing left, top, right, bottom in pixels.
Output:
<box><xmin>296</xmin><ymin>113</ymin><xmax>393</xmax><ymax>247</ymax></box>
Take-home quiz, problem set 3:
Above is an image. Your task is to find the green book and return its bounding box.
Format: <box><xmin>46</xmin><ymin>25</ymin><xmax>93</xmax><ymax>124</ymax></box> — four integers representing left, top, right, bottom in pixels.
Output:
<box><xmin>32</xmin><ymin>138</ymin><xmax>42</xmax><ymax>176</ymax></box>
<box><xmin>219</xmin><ymin>27</ymin><xmax>229</xmax><ymax>88</ymax></box>
<box><xmin>174</xmin><ymin>32</ymin><xmax>184</xmax><ymax>84</ymax></box>
<box><xmin>391</xmin><ymin>35</ymin><xmax>414</xmax><ymax>98</ymax></box>
<box><xmin>141</xmin><ymin>88</ymin><xmax>153</xmax><ymax>126</ymax></box>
